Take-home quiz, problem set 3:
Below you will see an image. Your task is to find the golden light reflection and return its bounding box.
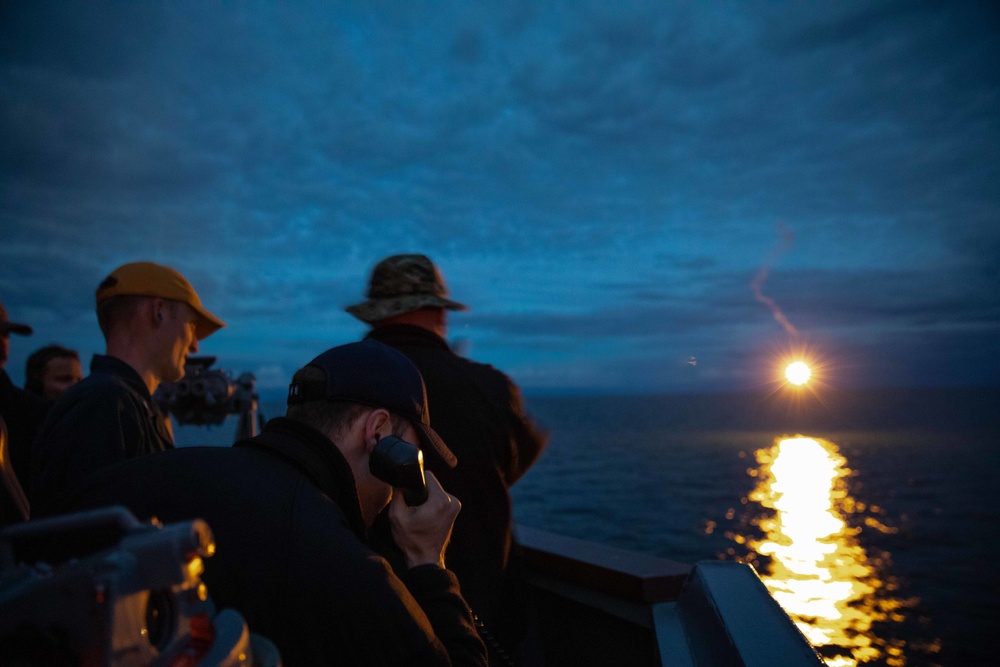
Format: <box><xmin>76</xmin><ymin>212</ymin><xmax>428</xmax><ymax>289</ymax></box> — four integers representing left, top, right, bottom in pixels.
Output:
<box><xmin>745</xmin><ymin>436</ymin><xmax>913</xmax><ymax>666</ymax></box>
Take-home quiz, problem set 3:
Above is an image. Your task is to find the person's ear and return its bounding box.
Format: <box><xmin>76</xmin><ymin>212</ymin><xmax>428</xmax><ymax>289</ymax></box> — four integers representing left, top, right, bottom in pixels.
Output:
<box><xmin>151</xmin><ymin>299</ymin><xmax>166</xmax><ymax>326</ymax></box>
<box><xmin>363</xmin><ymin>408</ymin><xmax>392</xmax><ymax>451</ymax></box>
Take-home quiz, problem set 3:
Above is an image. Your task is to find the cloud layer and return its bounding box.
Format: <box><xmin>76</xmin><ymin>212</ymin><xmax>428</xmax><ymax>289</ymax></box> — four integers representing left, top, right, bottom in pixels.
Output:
<box><xmin>2</xmin><ymin>1</ymin><xmax>997</xmax><ymax>393</ymax></box>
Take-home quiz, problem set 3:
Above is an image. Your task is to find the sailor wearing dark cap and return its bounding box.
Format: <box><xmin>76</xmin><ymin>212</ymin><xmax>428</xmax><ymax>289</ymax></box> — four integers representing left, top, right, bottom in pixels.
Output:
<box><xmin>0</xmin><ymin>302</ymin><xmax>48</xmax><ymax>520</ymax></box>
<box><xmin>30</xmin><ymin>261</ymin><xmax>225</xmax><ymax>511</ymax></box>
<box><xmin>45</xmin><ymin>340</ymin><xmax>487</xmax><ymax>667</ymax></box>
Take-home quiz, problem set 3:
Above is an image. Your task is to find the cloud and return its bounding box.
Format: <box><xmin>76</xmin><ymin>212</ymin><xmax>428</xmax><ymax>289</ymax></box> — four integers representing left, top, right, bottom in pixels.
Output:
<box><xmin>1</xmin><ymin>2</ymin><xmax>997</xmax><ymax>392</ymax></box>
<box><xmin>0</xmin><ymin>2</ymin><xmax>163</xmax><ymax>78</ymax></box>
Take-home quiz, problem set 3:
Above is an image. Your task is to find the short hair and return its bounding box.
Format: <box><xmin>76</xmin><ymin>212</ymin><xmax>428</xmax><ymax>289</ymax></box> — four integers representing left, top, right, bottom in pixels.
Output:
<box><xmin>95</xmin><ymin>294</ymin><xmax>146</xmax><ymax>339</ymax></box>
<box><xmin>95</xmin><ymin>295</ymin><xmax>190</xmax><ymax>339</ymax></box>
<box><xmin>285</xmin><ymin>365</ymin><xmax>409</xmax><ymax>438</ymax></box>
<box><xmin>285</xmin><ymin>366</ymin><xmax>370</xmax><ymax>436</ymax></box>
<box><xmin>25</xmin><ymin>345</ymin><xmax>80</xmax><ymax>396</ymax></box>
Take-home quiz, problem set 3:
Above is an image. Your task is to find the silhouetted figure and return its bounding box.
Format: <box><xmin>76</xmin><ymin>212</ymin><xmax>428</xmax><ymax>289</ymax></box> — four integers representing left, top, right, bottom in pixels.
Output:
<box><xmin>0</xmin><ymin>302</ymin><xmax>48</xmax><ymax>502</ymax></box>
<box><xmin>348</xmin><ymin>254</ymin><xmax>548</xmax><ymax>662</ymax></box>
<box><xmin>30</xmin><ymin>262</ymin><xmax>225</xmax><ymax>512</ymax></box>
<box><xmin>25</xmin><ymin>344</ymin><xmax>83</xmax><ymax>402</ymax></box>
<box><xmin>46</xmin><ymin>341</ymin><xmax>487</xmax><ymax>667</ymax></box>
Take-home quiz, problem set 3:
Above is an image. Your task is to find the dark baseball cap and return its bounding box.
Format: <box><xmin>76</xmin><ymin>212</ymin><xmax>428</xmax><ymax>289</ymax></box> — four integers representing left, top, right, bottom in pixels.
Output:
<box><xmin>287</xmin><ymin>340</ymin><xmax>457</xmax><ymax>468</ymax></box>
<box><xmin>0</xmin><ymin>302</ymin><xmax>32</xmax><ymax>336</ymax></box>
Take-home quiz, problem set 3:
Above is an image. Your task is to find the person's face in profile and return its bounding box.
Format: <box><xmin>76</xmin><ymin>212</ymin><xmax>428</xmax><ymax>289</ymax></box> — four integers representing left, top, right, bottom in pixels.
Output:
<box><xmin>41</xmin><ymin>355</ymin><xmax>83</xmax><ymax>400</ymax></box>
<box><xmin>154</xmin><ymin>302</ymin><xmax>199</xmax><ymax>384</ymax></box>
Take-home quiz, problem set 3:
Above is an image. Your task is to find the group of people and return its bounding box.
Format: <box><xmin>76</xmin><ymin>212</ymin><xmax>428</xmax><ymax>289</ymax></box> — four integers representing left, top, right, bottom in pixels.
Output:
<box><xmin>0</xmin><ymin>255</ymin><xmax>547</xmax><ymax>666</ymax></box>
<box><xmin>0</xmin><ymin>308</ymin><xmax>83</xmax><ymax>492</ymax></box>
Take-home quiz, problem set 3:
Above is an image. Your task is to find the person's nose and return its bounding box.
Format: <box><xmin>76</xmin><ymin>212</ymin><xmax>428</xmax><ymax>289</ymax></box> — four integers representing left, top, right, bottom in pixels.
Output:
<box><xmin>189</xmin><ymin>337</ymin><xmax>199</xmax><ymax>354</ymax></box>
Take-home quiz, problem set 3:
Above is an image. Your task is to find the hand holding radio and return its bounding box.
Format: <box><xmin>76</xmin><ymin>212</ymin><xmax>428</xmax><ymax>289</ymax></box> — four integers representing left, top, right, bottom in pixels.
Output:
<box><xmin>388</xmin><ymin>470</ymin><xmax>461</xmax><ymax>569</ymax></box>
<box><xmin>370</xmin><ymin>434</ymin><xmax>461</xmax><ymax>568</ymax></box>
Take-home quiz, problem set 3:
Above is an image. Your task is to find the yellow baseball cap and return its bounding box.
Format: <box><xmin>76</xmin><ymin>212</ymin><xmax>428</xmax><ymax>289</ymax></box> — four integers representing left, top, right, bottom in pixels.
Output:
<box><xmin>96</xmin><ymin>261</ymin><xmax>226</xmax><ymax>340</ymax></box>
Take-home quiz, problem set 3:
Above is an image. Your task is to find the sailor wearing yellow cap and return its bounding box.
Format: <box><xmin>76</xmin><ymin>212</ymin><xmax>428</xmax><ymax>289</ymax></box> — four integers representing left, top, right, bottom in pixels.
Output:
<box><xmin>30</xmin><ymin>262</ymin><xmax>226</xmax><ymax>511</ymax></box>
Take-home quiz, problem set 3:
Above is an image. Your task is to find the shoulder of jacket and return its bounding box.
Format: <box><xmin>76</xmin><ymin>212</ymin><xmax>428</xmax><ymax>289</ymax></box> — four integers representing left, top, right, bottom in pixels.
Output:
<box><xmin>460</xmin><ymin>356</ymin><xmax>516</xmax><ymax>393</ymax></box>
<box><xmin>47</xmin><ymin>375</ymin><xmax>133</xmax><ymax>418</ymax></box>
<box><xmin>74</xmin><ymin>372</ymin><xmax>139</xmax><ymax>399</ymax></box>
<box><xmin>286</xmin><ymin>497</ymin><xmax>385</xmax><ymax>585</ymax></box>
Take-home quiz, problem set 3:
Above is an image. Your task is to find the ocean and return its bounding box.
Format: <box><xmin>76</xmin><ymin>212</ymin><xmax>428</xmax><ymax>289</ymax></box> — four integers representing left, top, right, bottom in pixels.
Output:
<box><xmin>512</xmin><ymin>389</ymin><xmax>1000</xmax><ymax>667</ymax></box>
<box><xmin>175</xmin><ymin>386</ymin><xmax>1000</xmax><ymax>667</ymax></box>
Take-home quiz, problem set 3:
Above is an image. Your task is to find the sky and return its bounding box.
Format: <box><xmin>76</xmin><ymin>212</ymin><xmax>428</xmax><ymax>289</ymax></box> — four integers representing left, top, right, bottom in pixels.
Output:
<box><xmin>1</xmin><ymin>1</ymin><xmax>998</xmax><ymax>395</ymax></box>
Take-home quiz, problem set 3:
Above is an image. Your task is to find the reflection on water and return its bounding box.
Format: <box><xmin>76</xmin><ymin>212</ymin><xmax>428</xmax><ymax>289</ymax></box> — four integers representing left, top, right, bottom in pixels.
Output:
<box><xmin>742</xmin><ymin>436</ymin><xmax>915</xmax><ymax>667</ymax></box>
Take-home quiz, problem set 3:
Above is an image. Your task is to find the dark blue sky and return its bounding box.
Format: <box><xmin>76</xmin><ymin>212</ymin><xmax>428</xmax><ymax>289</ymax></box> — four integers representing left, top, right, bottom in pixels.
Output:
<box><xmin>2</xmin><ymin>1</ymin><xmax>998</xmax><ymax>394</ymax></box>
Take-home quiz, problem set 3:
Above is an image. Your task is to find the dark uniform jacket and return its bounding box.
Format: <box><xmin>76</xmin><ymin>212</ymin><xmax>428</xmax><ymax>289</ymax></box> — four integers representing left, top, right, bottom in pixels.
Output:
<box><xmin>366</xmin><ymin>324</ymin><xmax>548</xmax><ymax>649</ymax></box>
<box><xmin>29</xmin><ymin>354</ymin><xmax>173</xmax><ymax>511</ymax></box>
<box><xmin>45</xmin><ymin>417</ymin><xmax>487</xmax><ymax>667</ymax></box>
<box><xmin>0</xmin><ymin>368</ymin><xmax>48</xmax><ymax>508</ymax></box>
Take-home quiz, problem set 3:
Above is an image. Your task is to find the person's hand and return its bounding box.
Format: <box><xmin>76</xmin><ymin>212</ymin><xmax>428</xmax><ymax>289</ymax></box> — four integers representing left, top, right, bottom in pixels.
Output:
<box><xmin>388</xmin><ymin>471</ymin><xmax>461</xmax><ymax>569</ymax></box>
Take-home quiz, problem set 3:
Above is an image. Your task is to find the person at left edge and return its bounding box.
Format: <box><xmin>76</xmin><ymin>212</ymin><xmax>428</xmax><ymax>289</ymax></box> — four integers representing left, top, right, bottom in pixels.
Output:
<box><xmin>29</xmin><ymin>261</ymin><xmax>225</xmax><ymax>512</ymax></box>
<box><xmin>0</xmin><ymin>302</ymin><xmax>48</xmax><ymax>507</ymax></box>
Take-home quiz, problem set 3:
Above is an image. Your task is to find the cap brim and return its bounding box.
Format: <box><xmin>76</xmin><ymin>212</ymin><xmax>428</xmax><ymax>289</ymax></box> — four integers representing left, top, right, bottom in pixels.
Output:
<box><xmin>346</xmin><ymin>295</ymin><xmax>468</xmax><ymax>324</ymax></box>
<box><xmin>0</xmin><ymin>322</ymin><xmax>33</xmax><ymax>336</ymax></box>
<box><xmin>192</xmin><ymin>305</ymin><xmax>226</xmax><ymax>340</ymax></box>
<box><xmin>414</xmin><ymin>422</ymin><xmax>458</xmax><ymax>469</ymax></box>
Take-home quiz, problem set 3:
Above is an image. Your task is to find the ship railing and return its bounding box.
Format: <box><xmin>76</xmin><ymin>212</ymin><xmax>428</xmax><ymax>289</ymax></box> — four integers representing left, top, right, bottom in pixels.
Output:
<box><xmin>517</xmin><ymin>525</ymin><xmax>824</xmax><ymax>667</ymax></box>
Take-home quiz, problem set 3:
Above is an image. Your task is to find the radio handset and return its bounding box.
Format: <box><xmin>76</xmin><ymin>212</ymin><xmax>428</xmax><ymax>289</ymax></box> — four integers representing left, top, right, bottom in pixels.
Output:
<box><xmin>369</xmin><ymin>435</ymin><xmax>429</xmax><ymax>506</ymax></box>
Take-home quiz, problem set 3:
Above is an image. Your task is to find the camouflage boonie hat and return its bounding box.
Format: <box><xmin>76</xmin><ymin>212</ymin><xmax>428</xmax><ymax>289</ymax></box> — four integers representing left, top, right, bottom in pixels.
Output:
<box><xmin>346</xmin><ymin>254</ymin><xmax>468</xmax><ymax>324</ymax></box>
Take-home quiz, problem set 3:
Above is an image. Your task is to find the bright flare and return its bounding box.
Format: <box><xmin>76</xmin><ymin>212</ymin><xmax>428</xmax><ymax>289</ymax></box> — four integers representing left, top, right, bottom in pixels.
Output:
<box><xmin>785</xmin><ymin>361</ymin><xmax>811</xmax><ymax>385</ymax></box>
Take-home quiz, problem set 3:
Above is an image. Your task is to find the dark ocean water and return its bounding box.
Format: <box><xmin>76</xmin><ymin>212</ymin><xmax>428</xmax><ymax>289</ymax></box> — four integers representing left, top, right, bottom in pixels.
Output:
<box><xmin>511</xmin><ymin>390</ymin><xmax>1000</xmax><ymax>667</ymax></box>
<box><xmin>176</xmin><ymin>387</ymin><xmax>1000</xmax><ymax>667</ymax></box>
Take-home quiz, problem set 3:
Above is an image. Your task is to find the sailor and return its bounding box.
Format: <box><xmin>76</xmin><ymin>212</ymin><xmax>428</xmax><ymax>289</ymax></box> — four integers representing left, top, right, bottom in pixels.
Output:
<box><xmin>347</xmin><ymin>253</ymin><xmax>548</xmax><ymax>661</ymax></box>
<box><xmin>30</xmin><ymin>261</ymin><xmax>225</xmax><ymax>511</ymax></box>
<box><xmin>0</xmin><ymin>302</ymin><xmax>48</xmax><ymax>508</ymax></box>
<box><xmin>25</xmin><ymin>344</ymin><xmax>83</xmax><ymax>402</ymax></box>
<box><xmin>45</xmin><ymin>340</ymin><xmax>488</xmax><ymax>666</ymax></box>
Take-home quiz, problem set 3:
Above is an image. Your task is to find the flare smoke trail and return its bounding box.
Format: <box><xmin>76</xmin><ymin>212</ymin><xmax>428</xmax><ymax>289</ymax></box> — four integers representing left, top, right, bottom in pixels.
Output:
<box><xmin>751</xmin><ymin>223</ymin><xmax>800</xmax><ymax>337</ymax></box>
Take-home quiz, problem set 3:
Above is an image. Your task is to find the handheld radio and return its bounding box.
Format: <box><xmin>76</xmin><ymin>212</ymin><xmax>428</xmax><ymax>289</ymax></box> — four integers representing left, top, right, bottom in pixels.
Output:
<box><xmin>369</xmin><ymin>435</ymin><xmax>429</xmax><ymax>506</ymax></box>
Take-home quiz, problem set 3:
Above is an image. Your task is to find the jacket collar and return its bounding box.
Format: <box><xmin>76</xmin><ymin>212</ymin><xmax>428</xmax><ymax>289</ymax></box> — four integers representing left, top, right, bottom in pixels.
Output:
<box><xmin>365</xmin><ymin>323</ymin><xmax>449</xmax><ymax>350</ymax></box>
<box><xmin>90</xmin><ymin>354</ymin><xmax>153</xmax><ymax>401</ymax></box>
<box><xmin>235</xmin><ymin>417</ymin><xmax>368</xmax><ymax>539</ymax></box>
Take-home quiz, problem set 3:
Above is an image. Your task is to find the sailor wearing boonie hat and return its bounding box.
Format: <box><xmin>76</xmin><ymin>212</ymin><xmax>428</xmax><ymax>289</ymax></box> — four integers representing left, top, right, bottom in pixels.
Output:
<box><xmin>348</xmin><ymin>253</ymin><xmax>548</xmax><ymax>663</ymax></box>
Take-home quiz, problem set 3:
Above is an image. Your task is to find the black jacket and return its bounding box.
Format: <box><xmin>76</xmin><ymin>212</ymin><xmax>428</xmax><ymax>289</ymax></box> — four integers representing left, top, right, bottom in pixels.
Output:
<box><xmin>46</xmin><ymin>417</ymin><xmax>487</xmax><ymax>667</ymax></box>
<box><xmin>366</xmin><ymin>324</ymin><xmax>548</xmax><ymax>647</ymax></box>
<box><xmin>30</xmin><ymin>354</ymin><xmax>173</xmax><ymax>511</ymax></box>
<box><xmin>0</xmin><ymin>368</ymin><xmax>48</xmax><ymax>510</ymax></box>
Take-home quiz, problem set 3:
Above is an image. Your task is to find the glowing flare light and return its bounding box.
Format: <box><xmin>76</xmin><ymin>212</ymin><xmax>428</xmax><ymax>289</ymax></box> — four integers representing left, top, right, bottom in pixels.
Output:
<box><xmin>785</xmin><ymin>361</ymin><xmax>811</xmax><ymax>386</ymax></box>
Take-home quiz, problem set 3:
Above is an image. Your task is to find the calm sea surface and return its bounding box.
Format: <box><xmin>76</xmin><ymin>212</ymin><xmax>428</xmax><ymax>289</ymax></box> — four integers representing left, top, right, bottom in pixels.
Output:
<box><xmin>176</xmin><ymin>389</ymin><xmax>1000</xmax><ymax>667</ymax></box>
<box><xmin>512</xmin><ymin>393</ymin><xmax>1000</xmax><ymax>667</ymax></box>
